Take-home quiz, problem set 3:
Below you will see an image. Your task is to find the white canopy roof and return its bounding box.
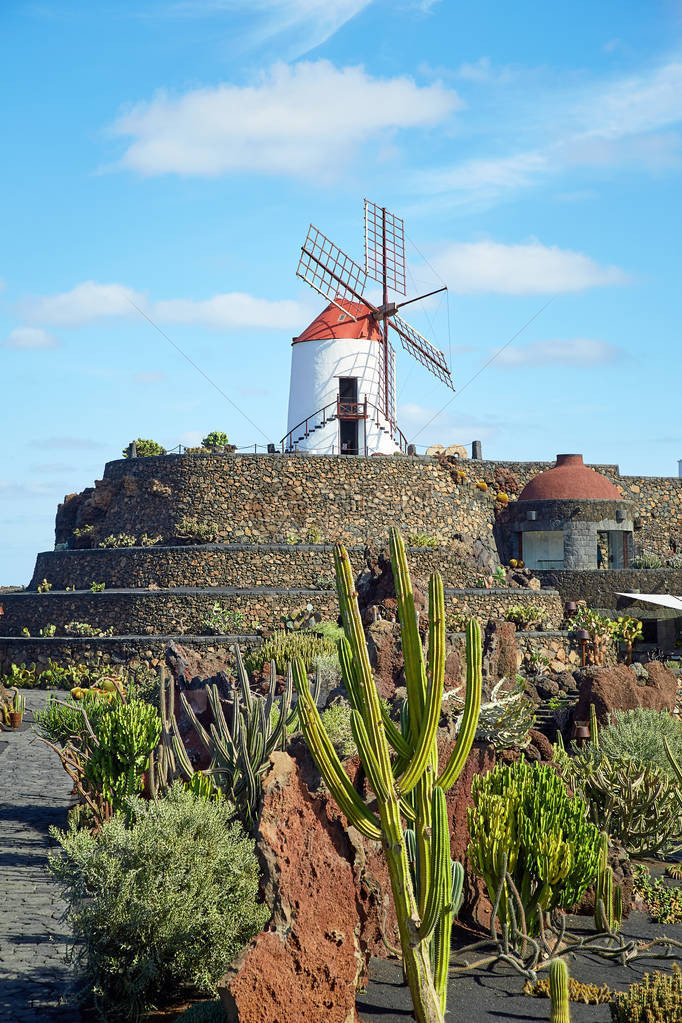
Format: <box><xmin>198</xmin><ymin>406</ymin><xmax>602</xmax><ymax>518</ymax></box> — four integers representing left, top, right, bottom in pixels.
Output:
<box><xmin>616</xmin><ymin>592</ymin><xmax>682</xmax><ymax>611</ymax></box>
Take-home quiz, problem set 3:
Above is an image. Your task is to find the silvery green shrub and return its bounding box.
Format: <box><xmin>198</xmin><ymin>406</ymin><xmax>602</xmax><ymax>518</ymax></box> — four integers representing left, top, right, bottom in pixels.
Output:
<box><xmin>49</xmin><ymin>785</ymin><xmax>267</xmax><ymax>1021</ymax></box>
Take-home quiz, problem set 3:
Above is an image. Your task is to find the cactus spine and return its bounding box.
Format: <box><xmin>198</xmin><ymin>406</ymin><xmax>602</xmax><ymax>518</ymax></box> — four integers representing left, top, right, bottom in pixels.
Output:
<box><xmin>549</xmin><ymin>958</ymin><xmax>571</xmax><ymax>1023</ymax></box>
<box><xmin>294</xmin><ymin>529</ymin><xmax>482</xmax><ymax>1023</ymax></box>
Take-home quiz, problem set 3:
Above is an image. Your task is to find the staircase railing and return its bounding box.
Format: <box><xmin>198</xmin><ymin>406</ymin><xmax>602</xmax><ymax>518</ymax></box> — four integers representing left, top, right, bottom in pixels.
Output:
<box><xmin>281</xmin><ymin>397</ymin><xmax>408</xmax><ymax>454</ymax></box>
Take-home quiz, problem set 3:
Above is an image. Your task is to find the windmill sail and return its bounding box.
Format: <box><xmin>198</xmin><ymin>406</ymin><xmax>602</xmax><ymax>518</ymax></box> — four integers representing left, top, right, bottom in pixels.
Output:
<box><xmin>364</xmin><ymin>199</ymin><xmax>407</xmax><ymax>296</ymax></box>
<box><xmin>390</xmin><ymin>314</ymin><xmax>454</xmax><ymax>390</ymax></box>
<box><xmin>297</xmin><ymin>225</ymin><xmax>369</xmax><ymax>320</ymax></box>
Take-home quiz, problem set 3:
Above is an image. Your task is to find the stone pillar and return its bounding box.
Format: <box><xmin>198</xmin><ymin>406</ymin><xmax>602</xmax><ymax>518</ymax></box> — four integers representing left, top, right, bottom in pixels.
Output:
<box><xmin>472</xmin><ymin>440</ymin><xmax>482</xmax><ymax>460</ymax></box>
<box><xmin>563</xmin><ymin>520</ymin><xmax>598</xmax><ymax>569</ymax></box>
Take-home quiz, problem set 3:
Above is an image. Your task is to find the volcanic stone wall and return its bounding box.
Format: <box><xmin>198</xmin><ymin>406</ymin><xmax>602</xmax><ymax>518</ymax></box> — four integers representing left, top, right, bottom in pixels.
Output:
<box><xmin>29</xmin><ymin>544</ymin><xmax>474</xmax><ymax>592</ymax></box>
<box><xmin>55</xmin><ymin>453</ymin><xmax>498</xmax><ymax>550</ymax></box>
<box><xmin>535</xmin><ymin>568</ymin><xmax>682</xmax><ymax>609</ymax></box>
<box><xmin>0</xmin><ymin>586</ymin><xmax>563</xmax><ymax>637</ymax></box>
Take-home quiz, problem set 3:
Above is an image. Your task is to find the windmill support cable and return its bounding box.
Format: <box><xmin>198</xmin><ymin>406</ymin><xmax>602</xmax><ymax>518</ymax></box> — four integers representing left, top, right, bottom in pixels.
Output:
<box><xmin>126</xmin><ymin>299</ymin><xmax>273</xmax><ymax>444</ymax></box>
<box><xmin>407</xmin><ymin>299</ymin><xmax>553</xmax><ymax>444</ymax></box>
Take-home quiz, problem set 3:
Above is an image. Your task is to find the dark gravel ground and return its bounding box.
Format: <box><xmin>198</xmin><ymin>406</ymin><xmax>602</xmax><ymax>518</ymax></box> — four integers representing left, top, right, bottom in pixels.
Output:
<box><xmin>359</xmin><ymin>910</ymin><xmax>682</xmax><ymax>1022</ymax></box>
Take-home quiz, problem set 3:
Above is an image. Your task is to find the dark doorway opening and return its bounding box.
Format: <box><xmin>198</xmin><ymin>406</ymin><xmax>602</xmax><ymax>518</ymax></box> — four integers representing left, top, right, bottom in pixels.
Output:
<box><xmin>338</xmin><ymin>377</ymin><xmax>359</xmax><ymax>455</ymax></box>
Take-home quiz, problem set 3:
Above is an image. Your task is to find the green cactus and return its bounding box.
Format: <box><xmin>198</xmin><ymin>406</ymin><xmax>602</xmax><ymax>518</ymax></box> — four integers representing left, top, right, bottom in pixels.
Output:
<box><xmin>468</xmin><ymin>760</ymin><xmax>602</xmax><ymax>937</ymax></box>
<box><xmin>594</xmin><ymin>832</ymin><xmax>623</xmax><ymax>933</ymax></box>
<box><xmin>549</xmin><ymin>959</ymin><xmax>571</xmax><ymax>1023</ymax></box>
<box><xmin>178</xmin><ymin>649</ymin><xmax>318</xmax><ymax>827</ymax></box>
<box><xmin>589</xmin><ymin>702</ymin><xmax>599</xmax><ymax>747</ymax></box>
<box><xmin>13</xmin><ymin>691</ymin><xmax>25</xmax><ymax>715</ymax></box>
<box><xmin>85</xmin><ymin>701</ymin><xmax>161</xmax><ymax>813</ymax></box>
<box><xmin>293</xmin><ymin>529</ymin><xmax>482</xmax><ymax>1023</ymax></box>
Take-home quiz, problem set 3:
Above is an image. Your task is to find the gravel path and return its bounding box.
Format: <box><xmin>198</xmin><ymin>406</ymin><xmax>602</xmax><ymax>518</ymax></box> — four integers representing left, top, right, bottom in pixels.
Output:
<box><xmin>0</xmin><ymin>690</ymin><xmax>82</xmax><ymax>1021</ymax></box>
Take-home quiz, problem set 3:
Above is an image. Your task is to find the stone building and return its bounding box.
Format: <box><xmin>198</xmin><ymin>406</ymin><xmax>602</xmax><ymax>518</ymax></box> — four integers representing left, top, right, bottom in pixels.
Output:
<box><xmin>503</xmin><ymin>454</ymin><xmax>635</xmax><ymax>571</ymax></box>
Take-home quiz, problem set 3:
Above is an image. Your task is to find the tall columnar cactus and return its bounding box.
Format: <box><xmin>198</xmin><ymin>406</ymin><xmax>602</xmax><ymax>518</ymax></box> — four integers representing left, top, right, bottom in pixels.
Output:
<box><xmin>589</xmin><ymin>703</ymin><xmax>599</xmax><ymax>748</ymax></box>
<box><xmin>549</xmin><ymin>958</ymin><xmax>571</xmax><ymax>1023</ymax></box>
<box><xmin>593</xmin><ymin>832</ymin><xmax>623</xmax><ymax>933</ymax></box>
<box><xmin>293</xmin><ymin>529</ymin><xmax>482</xmax><ymax>1023</ymax></box>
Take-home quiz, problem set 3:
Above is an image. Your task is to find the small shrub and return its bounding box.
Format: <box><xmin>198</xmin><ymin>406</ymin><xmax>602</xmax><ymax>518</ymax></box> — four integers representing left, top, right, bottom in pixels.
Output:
<box><xmin>176</xmin><ymin>516</ymin><xmax>220</xmax><ymax>544</ymax></box>
<box><xmin>524</xmin><ymin>976</ymin><xmax>612</xmax><ymax>1003</ymax></box>
<box><xmin>505</xmin><ymin>604</ymin><xmax>544</xmax><ymax>627</ymax></box>
<box><xmin>202</xmin><ymin>430</ymin><xmax>230</xmax><ymax>451</ymax></box>
<box><xmin>630</xmin><ymin>550</ymin><xmax>664</xmax><ymax>569</ymax></box>
<box><xmin>305</xmin><ymin>526</ymin><xmax>322</xmax><ymax>543</ymax></box>
<box><xmin>632</xmin><ymin>863</ymin><xmax>682</xmax><ymax>924</ymax></box>
<box><xmin>599</xmin><ymin>709</ymin><xmax>682</xmax><ymax>778</ymax></box>
<box><xmin>98</xmin><ymin>533</ymin><xmax>137</xmax><ymax>549</ymax></box>
<box><xmin>85</xmin><ymin>701</ymin><xmax>161</xmax><ymax>813</ymax></box>
<box><xmin>610</xmin><ymin>962</ymin><xmax>682</xmax><ymax>1022</ymax></box>
<box><xmin>245</xmin><ymin>629</ymin><xmax>337</xmax><ymax>676</ymax></box>
<box><xmin>139</xmin><ymin>533</ymin><xmax>163</xmax><ymax>546</ymax></box>
<box><xmin>40</xmin><ymin>624</ymin><xmax>57</xmax><ymax>637</ymax></box>
<box><xmin>320</xmin><ymin>699</ymin><xmax>355</xmax><ymax>758</ymax></box>
<box><xmin>64</xmin><ymin>621</ymin><xmax>113</xmax><ymax>637</ymax></box>
<box><xmin>90</xmin><ymin>581</ymin><xmax>106</xmax><ymax>593</ymax></box>
<box><xmin>492</xmin><ymin>565</ymin><xmax>507</xmax><ymax>585</ymax></box>
<box><xmin>35</xmin><ymin>691</ymin><xmax>114</xmax><ymax>751</ymax></box>
<box><xmin>202</xmin><ymin>604</ymin><xmax>258</xmax><ymax>635</ymax></box>
<box><xmin>37</xmin><ymin>578</ymin><xmax>52</xmax><ymax>592</ymax></box>
<box><xmin>406</xmin><ymin>533</ymin><xmax>440</xmax><ymax>548</ymax></box>
<box><xmin>48</xmin><ymin>785</ymin><xmax>268</xmax><ymax>1021</ymax></box>
<box><xmin>122</xmin><ymin>437</ymin><xmax>166</xmax><ymax>458</ymax></box>
<box><xmin>313</xmin><ymin>575</ymin><xmax>335</xmax><ymax>590</ymax></box>
<box><xmin>73</xmin><ymin>524</ymin><xmax>94</xmax><ymax>539</ymax></box>
<box><xmin>557</xmin><ymin>745</ymin><xmax>682</xmax><ymax>857</ymax></box>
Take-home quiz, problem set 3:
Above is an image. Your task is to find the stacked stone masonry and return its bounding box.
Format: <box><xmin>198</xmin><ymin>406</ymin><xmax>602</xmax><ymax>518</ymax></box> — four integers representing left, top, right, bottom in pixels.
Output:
<box><xmin>29</xmin><ymin>544</ymin><xmax>474</xmax><ymax>592</ymax></box>
<box><xmin>0</xmin><ymin>586</ymin><xmax>563</xmax><ymax>638</ymax></box>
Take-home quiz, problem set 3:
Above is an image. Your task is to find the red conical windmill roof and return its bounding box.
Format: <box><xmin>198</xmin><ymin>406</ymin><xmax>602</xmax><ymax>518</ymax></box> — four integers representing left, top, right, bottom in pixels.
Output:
<box><xmin>518</xmin><ymin>454</ymin><xmax>622</xmax><ymax>501</ymax></box>
<box><xmin>293</xmin><ymin>300</ymin><xmax>383</xmax><ymax>344</ymax></box>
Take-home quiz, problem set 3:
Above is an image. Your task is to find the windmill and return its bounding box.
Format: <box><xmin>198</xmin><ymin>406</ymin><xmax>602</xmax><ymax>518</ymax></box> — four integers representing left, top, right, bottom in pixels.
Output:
<box><xmin>283</xmin><ymin>200</ymin><xmax>454</xmax><ymax>456</ymax></box>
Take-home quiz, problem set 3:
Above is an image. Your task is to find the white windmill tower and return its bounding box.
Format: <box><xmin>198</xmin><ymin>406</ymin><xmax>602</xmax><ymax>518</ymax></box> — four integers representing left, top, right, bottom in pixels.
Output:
<box><xmin>282</xmin><ymin>200</ymin><xmax>455</xmax><ymax>456</ymax></box>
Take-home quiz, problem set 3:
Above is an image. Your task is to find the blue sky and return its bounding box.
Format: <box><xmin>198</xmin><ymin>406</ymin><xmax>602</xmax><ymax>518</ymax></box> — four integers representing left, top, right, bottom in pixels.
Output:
<box><xmin>1</xmin><ymin>0</ymin><xmax>681</xmax><ymax>583</ymax></box>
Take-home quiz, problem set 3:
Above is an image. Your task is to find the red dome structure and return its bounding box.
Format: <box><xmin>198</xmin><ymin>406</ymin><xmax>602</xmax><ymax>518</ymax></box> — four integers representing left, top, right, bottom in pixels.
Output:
<box><xmin>518</xmin><ymin>454</ymin><xmax>622</xmax><ymax>502</ymax></box>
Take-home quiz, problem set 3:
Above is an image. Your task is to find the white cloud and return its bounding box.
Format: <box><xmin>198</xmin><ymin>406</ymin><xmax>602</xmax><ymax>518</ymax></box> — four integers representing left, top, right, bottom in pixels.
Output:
<box><xmin>418</xmin><ymin>58</ymin><xmax>682</xmax><ymax>208</ymax></box>
<box><xmin>494</xmin><ymin>338</ymin><xmax>621</xmax><ymax>367</ymax></box>
<box><xmin>436</xmin><ymin>239</ymin><xmax>629</xmax><ymax>294</ymax></box>
<box><xmin>22</xmin><ymin>280</ymin><xmax>310</xmax><ymax>330</ymax></box>
<box><xmin>111</xmin><ymin>60</ymin><xmax>458</xmax><ymax>178</ymax></box>
<box><xmin>2</xmin><ymin>326</ymin><xmax>60</xmax><ymax>349</ymax></box>
<box><xmin>163</xmin><ymin>1</ymin><xmax>372</xmax><ymax>59</ymax></box>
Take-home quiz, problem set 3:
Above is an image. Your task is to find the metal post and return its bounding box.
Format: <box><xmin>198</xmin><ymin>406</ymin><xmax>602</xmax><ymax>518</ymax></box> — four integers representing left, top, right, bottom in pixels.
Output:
<box><xmin>382</xmin><ymin>206</ymin><xmax>389</xmax><ymax>424</ymax></box>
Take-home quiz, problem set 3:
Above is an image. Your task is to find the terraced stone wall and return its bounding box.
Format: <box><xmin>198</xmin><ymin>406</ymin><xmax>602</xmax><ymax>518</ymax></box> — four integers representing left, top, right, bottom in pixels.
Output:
<box><xmin>0</xmin><ymin>585</ymin><xmax>563</xmax><ymax>638</ymax></box>
<box><xmin>28</xmin><ymin>544</ymin><xmax>474</xmax><ymax>592</ymax></box>
<box><xmin>54</xmin><ymin>452</ymin><xmax>498</xmax><ymax>550</ymax></box>
<box><xmin>534</xmin><ymin>568</ymin><xmax>682</xmax><ymax>609</ymax></box>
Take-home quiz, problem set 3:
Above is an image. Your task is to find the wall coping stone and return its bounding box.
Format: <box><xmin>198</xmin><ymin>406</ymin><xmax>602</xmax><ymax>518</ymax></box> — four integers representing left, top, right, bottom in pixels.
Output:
<box><xmin>3</xmin><ymin>584</ymin><xmax>560</xmax><ymax>598</ymax></box>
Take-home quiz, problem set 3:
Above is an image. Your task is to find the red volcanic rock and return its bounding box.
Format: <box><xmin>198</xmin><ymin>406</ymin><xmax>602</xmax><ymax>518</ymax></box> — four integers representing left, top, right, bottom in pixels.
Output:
<box><xmin>218</xmin><ymin>750</ymin><xmax>399</xmax><ymax>1023</ymax></box>
<box><xmin>518</xmin><ymin>454</ymin><xmax>622</xmax><ymax>502</ymax></box>
<box><xmin>482</xmin><ymin>620</ymin><xmax>518</xmax><ymax>685</ymax></box>
<box><xmin>573</xmin><ymin>662</ymin><xmax>677</xmax><ymax>725</ymax></box>
<box><xmin>441</xmin><ymin>739</ymin><xmax>497</xmax><ymax>931</ymax></box>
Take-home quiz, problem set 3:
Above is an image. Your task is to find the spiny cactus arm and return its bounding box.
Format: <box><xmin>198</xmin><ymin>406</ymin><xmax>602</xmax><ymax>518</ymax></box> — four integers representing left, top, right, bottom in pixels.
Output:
<box><xmin>389</xmin><ymin>527</ymin><xmax>428</xmax><ymax>726</ymax></box>
<box><xmin>381</xmin><ymin>703</ymin><xmax>412</xmax><ymax>758</ymax></box>
<box><xmin>338</xmin><ymin>635</ymin><xmax>368</xmax><ymax>719</ymax></box>
<box><xmin>436</xmin><ymin>619</ymin><xmax>482</xmax><ymax>791</ymax></box>
<box><xmin>207</xmin><ymin>683</ymin><xmax>231</xmax><ymax>739</ymax></box>
<box><xmin>294</xmin><ymin>659</ymin><xmax>382</xmax><ymax>840</ymax></box>
<box><xmin>171</xmin><ymin>731</ymin><xmax>195</xmax><ymax>781</ymax></box>
<box><xmin>334</xmin><ymin>546</ymin><xmax>380</xmax><ymax>732</ymax></box>
<box><xmin>397</xmin><ymin>576</ymin><xmax>445</xmax><ymax>797</ymax></box>
<box><xmin>263</xmin><ymin>661</ymin><xmax>276</xmax><ymax>721</ymax></box>
<box><xmin>416</xmin><ymin>788</ymin><xmax>449</xmax><ymax>941</ymax></box>
<box><xmin>180</xmin><ymin>691</ymin><xmax>214</xmax><ymax>753</ymax></box>
<box><xmin>589</xmin><ymin>703</ymin><xmax>599</xmax><ymax>748</ymax></box>
<box><xmin>351</xmin><ymin>710</ymin><xmax>390</xmax><ymax>801</ymax></box>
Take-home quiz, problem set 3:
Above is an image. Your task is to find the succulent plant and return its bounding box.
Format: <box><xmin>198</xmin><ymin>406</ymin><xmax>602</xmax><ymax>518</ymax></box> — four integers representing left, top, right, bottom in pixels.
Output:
<box><xmin>294</xmin><ymin>529</ymin><xmax>482</xmax><ymax>1023</ymax></box>
<box><xmin>593</xmin><ymin>832</ymin><xmax>623</xmax><ymax>933</ymax></box>
<box><xmin>549</xmin><ymin>959</ymin><xmax>571</xmax><ymax>1023</ymax></box>
<box><xmin>610</xmin><ymin>963</ymin><xmax>682</xmax><ymax>1022</ymax></box>
<box><xmin>468</xmin><ymin>760</ymin><xmax>601</xmax><ymax>937</ymax></box>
